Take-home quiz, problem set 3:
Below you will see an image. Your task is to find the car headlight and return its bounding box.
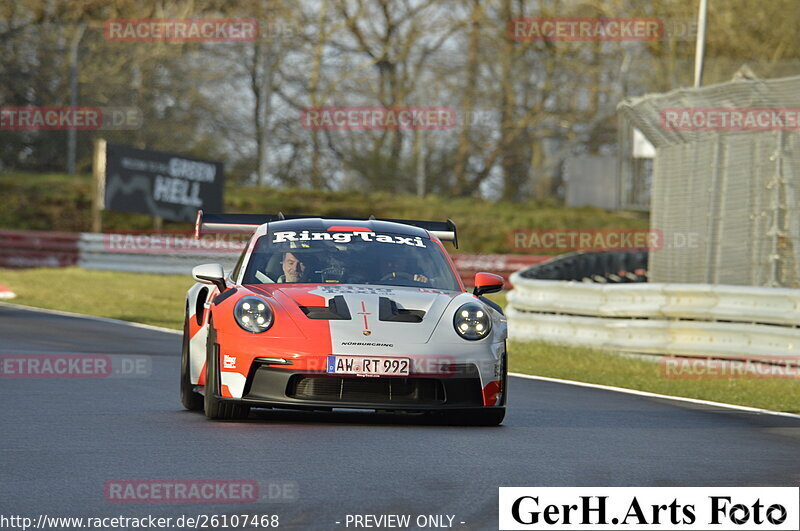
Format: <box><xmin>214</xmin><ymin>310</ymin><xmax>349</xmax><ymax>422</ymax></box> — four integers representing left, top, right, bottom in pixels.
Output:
<box><xmin>453</xmin><ymin>302</ymin><xmax>491</xmax><ymax>340</ymax></box>
<box><xmin>234</xmin><ymin>296</ymin><xmax>273</xmax><ymax>333</ymax></box>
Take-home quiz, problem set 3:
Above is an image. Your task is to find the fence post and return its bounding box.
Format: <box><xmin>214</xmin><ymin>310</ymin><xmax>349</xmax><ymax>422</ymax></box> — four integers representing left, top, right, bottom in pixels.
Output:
<box><xmin>92</xmin><ymin>139</ymin><xmax>107</xmax><ymax>234</ymax></box>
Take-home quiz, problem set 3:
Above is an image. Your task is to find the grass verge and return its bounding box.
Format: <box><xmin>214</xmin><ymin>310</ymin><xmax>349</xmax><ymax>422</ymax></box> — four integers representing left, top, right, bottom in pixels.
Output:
<box><xmin>508</xmin><ymin>341</ymin><xmax>800</xmax><ymax>414</ymax></box>
<box><xmin>0</xmin><ymin>267</ymin><xmax>189</xmax><ymax>330</ymax></box>
<box><xmin>2</xmin><ymin>267</ymin><xmax>798</xmax><ymax>413</ymax></box>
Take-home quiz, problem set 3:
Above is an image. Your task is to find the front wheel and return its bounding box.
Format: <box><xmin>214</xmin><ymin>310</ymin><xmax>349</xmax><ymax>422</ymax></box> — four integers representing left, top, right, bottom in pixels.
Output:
<box><xmin>180</xmin><ymin>309</ymin><xmax>203</xmax><ymax>411</ymax></box>
<box><xmin>203</xmin><ymin>318</ymin><xmax>250</xmax><ymax>421</ymax></box>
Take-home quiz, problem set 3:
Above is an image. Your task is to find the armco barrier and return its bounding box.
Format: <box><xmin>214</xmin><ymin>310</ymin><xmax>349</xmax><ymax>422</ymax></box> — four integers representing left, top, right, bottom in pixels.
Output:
<box><xmin>0</xmin><ymin>229</ymin><xmax>80</xmax><ymax>268</ymax></box>
<box><xmin>506</xmin><ymin>310</ymin><xmax>800</xmax><ymax>360</ymax></box>
<box><xmin>79</xmin><ymin>234</ymin><xmax>545</xmax><ymax>284</ymax></box>
<box><xmin>77</xmin><ymin>233</ymin><xmax>240</xmax><ymax>275</ymax></box>
<box><xmin>507</xmin><ymin>272</ymin><xmax>800</xmax><ymax>359</ymax></box>
<box><xmin>508</xmin><ymin>277</ymin><xmax>800</xmax><ymax>326</ymax></box>
<box><xmin>0</xmin><ymin>230</ymin><xmax>545</xmax><ymax>285</ymax></box>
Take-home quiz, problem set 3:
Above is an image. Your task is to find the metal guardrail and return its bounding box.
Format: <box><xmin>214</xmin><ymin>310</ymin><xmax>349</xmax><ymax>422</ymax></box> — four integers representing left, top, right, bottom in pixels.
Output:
<box><xmin>507</xmin><ymin>310</ymin><xmax>800</xmax><ymax>360</ymax></box>
<box><xmin>77</xmin><ymin>233</ymin><xmax>239</xmax><ymax>274</ymax></box>
<box><xmin>508</xmin><ymin>278</ymin><xmax>800</xmax><ymax>326</ymax></box>
<box><xmin>0</xmin><ymin>229</ymin><xmax>545</xmax><ymax>286</ymax></box>
<box><xmin>0</xmin><ymin>229</ymin><xmax>80</xmax><ymax>268</ymax></box>
<box><xmin>507</xmin><ymin>273</ymin><xmax>800</xmax><ymax>359</ymax></box>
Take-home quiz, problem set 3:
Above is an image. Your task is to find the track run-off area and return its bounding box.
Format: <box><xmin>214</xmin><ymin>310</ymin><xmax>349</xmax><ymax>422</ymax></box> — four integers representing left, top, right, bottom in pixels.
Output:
<box><xmin>2</xmin><ymin>304</ymin><xmax>800</xmax><ymax>530</ymax></box>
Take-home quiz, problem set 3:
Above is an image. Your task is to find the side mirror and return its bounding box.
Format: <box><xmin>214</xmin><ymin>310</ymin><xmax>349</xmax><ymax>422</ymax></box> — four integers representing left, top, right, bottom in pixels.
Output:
<box><xmin>192</xmin><ymin>263</ymin><xmax>226</xmax><ymax>292</ymax></box>
<box><xmin>472</xmin><ymin>272</ymin><xmax>505</xmax><ymax>297</ymax></box>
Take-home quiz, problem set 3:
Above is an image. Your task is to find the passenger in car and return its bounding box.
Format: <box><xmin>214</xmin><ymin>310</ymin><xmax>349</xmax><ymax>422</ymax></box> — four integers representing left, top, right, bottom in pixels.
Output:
<box><xmin>380</xmin><ymin>253</ymin><xmax>430</xmax><ymax>284</ymax></box>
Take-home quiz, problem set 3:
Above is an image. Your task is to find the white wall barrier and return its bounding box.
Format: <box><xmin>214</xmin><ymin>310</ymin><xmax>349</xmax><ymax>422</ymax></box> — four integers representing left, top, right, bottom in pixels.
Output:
<box><xmin>507</xmin><ymin>273</ymin><xmax>800</xmax><ymax>359</ymax></box>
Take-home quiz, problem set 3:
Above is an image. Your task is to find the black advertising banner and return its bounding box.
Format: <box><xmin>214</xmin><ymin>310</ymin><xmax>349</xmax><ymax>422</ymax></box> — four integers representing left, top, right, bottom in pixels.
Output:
<box><xmin>104</xmin><ymin>143</ymin><xmax>224</xmax><ymax>222</ymax></box>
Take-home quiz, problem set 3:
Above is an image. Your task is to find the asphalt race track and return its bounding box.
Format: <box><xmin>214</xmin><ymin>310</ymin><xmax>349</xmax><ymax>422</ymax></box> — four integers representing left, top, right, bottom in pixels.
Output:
<box><xmin>2</xmin><ymin>304</ymin><xmax>800</xmax><ymax>530</ymax></box>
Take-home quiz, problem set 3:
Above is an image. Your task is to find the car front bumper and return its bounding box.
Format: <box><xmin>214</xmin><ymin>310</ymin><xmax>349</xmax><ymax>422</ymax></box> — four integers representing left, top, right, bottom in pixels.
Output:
<box><xmin>219</xmin><ymin>361</ymin><xmax>499</xmax><ymax>411</ymax></box>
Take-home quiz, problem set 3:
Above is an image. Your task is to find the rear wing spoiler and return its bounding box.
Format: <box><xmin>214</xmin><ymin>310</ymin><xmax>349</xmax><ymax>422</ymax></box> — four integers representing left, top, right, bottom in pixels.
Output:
<box><xmin>381</xmin><ymin>218</ymin><xmax>458</xmax><ymax>248</ymax></box>
<box><xmin>195</xmin><ymin>210</ymin><xmax>458</xmax><ymax>248</ymax></box>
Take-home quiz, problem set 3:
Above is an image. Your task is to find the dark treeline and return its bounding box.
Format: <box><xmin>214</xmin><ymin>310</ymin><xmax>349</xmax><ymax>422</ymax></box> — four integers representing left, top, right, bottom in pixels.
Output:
<box><xmin>2</xmin><ymin>0</ymin><xmax>799</xmax><ymax>200</ymax></box>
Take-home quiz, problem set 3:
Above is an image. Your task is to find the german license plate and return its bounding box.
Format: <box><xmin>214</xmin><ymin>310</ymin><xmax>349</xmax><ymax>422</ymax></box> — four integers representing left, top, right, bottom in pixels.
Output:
<box><xmin>326</xmin><ymin>355</ymin><xmax>410</xmax><ymax>376</ymax></box>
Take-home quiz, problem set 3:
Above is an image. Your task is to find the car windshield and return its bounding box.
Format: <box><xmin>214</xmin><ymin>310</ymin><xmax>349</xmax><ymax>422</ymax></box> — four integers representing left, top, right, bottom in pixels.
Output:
<box><xmin>242</xmin><ymin>229</ymin><xmax>461</xmax><ymax>291</ymax></box>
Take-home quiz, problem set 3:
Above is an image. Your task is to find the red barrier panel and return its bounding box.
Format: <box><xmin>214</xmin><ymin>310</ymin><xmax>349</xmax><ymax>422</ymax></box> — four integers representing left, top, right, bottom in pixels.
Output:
<box><xmin>451</xmin><ymin>253</ymin><xmax>550</xmax><ymax>288</ymax></box>
<box><xmin>0</xmin><ymin>229</ymin><xmax>80</xmax><ymax>268</ymax></box>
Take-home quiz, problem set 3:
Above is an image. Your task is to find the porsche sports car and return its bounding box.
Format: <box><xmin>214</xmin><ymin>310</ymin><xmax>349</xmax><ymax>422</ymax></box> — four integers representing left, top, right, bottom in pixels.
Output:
<box><xmin>181</xmin><ymin>211</ymin><xmax>508</xmax><ymax>425</ymax></box>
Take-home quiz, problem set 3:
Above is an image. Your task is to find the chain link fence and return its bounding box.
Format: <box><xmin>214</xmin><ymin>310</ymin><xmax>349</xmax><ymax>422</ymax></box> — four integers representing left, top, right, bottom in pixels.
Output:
<box><xmin>618</xmin><ymin>73</ymin><xmax>800</xmax><ymax>287</ymax></box>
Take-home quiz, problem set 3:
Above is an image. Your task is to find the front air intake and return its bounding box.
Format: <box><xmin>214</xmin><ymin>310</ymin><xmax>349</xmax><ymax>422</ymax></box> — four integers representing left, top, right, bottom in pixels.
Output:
<box><xmin>287</xmin><ymin>376</ymin><xmax>444</xmax><ymax>404</ymax></box>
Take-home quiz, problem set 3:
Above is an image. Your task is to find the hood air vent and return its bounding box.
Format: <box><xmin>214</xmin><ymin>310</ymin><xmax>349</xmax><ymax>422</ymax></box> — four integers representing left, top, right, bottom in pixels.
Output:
<box><xmin>300</xmin><ymin>295</ymin><xmax>351</xmax><ymax>320</ymax></box>
<box><xmin>378</xmin><ymin>297</ymin><xmax>425</xmax><ymax>323</ymax></box>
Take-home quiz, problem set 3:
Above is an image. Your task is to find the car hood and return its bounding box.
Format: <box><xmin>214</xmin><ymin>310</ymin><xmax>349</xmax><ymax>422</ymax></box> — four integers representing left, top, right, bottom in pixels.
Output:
<box><xmin>248</xmin><ymin>283</ymin><xmax>461</xmax><ymax>345</ymax></box>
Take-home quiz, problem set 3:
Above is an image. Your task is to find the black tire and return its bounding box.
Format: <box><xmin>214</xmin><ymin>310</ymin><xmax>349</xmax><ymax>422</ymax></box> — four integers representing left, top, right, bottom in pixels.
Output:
<box><xmin>499</xmin><ymin>346</ymin><xmax>509</xmax><ymax>406</ymax></box>
<box><xmin>180</xmin><ymin>309</ymin><xmax>203</xmax><ymax>411</ymax></box>
<box><xmin>204</xmin><ymin>318</ymin><xmax>250</xmax><ymax>420</ymax></box>
<box><xmin>429</xmin><ymin>408</ymin><xmax>505</xmax><ymax>426</ymax></box>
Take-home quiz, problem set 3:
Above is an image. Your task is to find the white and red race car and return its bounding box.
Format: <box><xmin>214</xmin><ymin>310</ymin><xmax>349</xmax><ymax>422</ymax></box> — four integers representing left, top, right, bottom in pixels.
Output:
<box><xmin>181</xmin><ymin>212</ymin><xmax>507</xmax><ymax>425</ymax></box>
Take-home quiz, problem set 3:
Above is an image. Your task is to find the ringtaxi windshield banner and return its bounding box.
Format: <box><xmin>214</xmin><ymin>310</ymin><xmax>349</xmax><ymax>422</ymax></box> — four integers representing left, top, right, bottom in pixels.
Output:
<box><xmin>499</xmin><ymin>488</ymin><xmax>799</xmax><ymax>530</ymax></box>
